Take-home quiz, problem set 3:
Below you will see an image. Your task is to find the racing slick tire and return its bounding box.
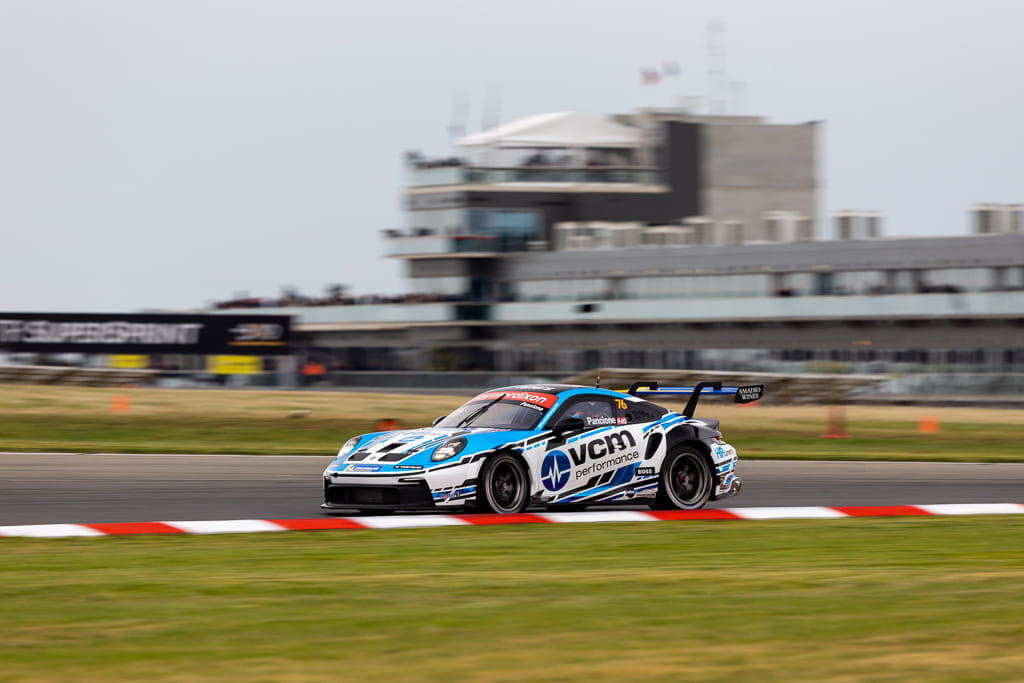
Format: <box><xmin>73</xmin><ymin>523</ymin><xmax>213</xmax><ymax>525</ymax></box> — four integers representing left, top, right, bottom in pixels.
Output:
<box><xmin>652</xmin><ymin>445</ymin><xmax>713</xmax><ymax>510</ymax></box>
<box><xmin>477</xmin><ymin>452</ymin><xmax>530</xmax><ymax>514</ymax></box>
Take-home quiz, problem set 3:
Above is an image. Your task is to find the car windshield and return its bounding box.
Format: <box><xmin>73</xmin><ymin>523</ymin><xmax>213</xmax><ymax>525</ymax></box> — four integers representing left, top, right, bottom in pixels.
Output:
<box><xmin>435</xmin><ymin>391</ymin><xmax>556</xmax><ymax>430</ymax></box>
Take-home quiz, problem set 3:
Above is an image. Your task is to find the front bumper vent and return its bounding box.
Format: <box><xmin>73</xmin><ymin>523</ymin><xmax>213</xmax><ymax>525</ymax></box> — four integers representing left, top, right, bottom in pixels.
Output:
<box><xmin>324</xmin><ymin>481</ymin><xmax>434</xmax><ymax>510</ymax></box>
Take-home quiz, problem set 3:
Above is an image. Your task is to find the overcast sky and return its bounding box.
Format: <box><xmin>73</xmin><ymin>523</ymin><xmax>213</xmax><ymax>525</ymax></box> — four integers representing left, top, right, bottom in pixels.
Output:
<box><xmin>2</xmin><ymin>0</ymin><xmax>1021</xmax><ymax>313</ymax></box>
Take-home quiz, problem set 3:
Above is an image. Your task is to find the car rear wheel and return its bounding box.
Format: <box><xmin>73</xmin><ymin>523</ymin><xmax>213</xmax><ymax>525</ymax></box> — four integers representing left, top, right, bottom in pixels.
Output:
<box><xmin>652</xmin><ymin>446</ymin><xmax>712</xmax><ymax>510</ymax></box>
<box><xmin>477</xmin><ymin>453</ymin><xmax>529</xmax><ymax>514</ymax></box>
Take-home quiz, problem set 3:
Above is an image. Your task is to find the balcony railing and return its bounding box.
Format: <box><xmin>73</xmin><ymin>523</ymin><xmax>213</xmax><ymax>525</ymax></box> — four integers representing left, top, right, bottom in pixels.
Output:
<box><xmin>406</xmin><ymin>165</ymin><xmax>664</xmax><ymax>188</ymax></box>
<box><xmin>383</xmin><ymin>233</ymin><xmax>532</xmax><ymax>257</ymax></box>
<box><xmin>208</xmin><ymin>291</ymin><xmax>1024</xmax><ymax>328</ymax></box>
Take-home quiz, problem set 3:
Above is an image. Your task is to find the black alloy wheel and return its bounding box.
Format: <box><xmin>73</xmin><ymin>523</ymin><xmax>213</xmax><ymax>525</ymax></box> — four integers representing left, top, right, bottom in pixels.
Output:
<box><xmin>653</xmin><ymin>446</ymin><xmax>713</xmax><ymax>510</ymax></box>
<box><xmin>478</xmin><ymin>453</ymin><xmax>529</xmax><ymax>514</ymax></box>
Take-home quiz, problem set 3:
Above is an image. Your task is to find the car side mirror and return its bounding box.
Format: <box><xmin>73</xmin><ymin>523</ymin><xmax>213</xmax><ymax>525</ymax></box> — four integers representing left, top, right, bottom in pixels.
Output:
<box><xmin>432</xmin><ymin>416</ymin><xmax>445</xmax><ymax>427</ymax></box>
<box><xmin>552</xmin><ymin>417</ymin><xmax>584</xmax><ymax>437</ymax></box>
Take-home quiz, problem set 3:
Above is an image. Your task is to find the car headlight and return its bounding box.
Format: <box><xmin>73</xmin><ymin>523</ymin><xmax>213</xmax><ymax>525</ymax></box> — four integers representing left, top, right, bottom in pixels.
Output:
<box><xmin>431</xmin><ymin>437</ymin><xmax>467</xmax><ymax>462</ymax></box>
<box><xmin>336</xmin><ymin>437</ymin><xmax>361</xmax><ymax>460</ymax></box>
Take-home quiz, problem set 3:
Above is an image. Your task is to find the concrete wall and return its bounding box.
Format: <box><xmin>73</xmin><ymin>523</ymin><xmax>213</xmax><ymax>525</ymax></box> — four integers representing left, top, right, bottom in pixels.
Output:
<box><xmin>700</xmin><ymin>122</ymin><xmax>818</xmax><ymax>240</ymax></box>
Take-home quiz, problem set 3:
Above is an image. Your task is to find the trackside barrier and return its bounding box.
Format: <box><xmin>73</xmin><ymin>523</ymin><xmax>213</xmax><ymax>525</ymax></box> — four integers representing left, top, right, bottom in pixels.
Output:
<box><xmin>564</xmin><ymin>368</ymin><xmax>888</xmax><ymax>405</ymax></box>
<box><xmin>2</xmin><ymin>504</ymin><xmax>1023</xmax><ymax>538</ymax></box>
<box><xmin>0</xmin><ymin>366</ymin><xmax>157</xmax><ymax>387</ymax></box>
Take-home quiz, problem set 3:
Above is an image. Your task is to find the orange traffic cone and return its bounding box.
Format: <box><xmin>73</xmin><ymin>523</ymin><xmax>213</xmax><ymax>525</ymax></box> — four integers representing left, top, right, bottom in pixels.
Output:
<box><xmin>111</xmin><ymin>394</ymin><xmax>131</xmax><ymax>413</ymax></box>
<box><xmin>822</xmin><ymin>405</ymin><xmax>849</xmax><ymax>438</ymax></box>
<box><xmin>918</xmin><ymin>415</ymin><xmax>941</xmax><ymax>434</ymax></box>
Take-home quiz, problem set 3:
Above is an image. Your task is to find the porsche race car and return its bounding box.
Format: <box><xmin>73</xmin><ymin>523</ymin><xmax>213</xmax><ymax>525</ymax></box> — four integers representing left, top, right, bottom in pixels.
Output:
<box><xmin>322</xmin><ymin>381</ymin><xmax>762</xmax><ymax>514</ymax></box>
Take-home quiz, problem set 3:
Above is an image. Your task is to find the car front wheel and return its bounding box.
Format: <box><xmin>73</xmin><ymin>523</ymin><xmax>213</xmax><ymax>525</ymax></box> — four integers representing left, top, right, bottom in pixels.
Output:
<box><xmin>653</xmin><ymin>446</ymin><xmax>713</xmax><ymax>510</ymax></box>
<box><xmin>477</xmin><ymin>453</ymin><xmax>529</xmax><ymax>514</ymax></box>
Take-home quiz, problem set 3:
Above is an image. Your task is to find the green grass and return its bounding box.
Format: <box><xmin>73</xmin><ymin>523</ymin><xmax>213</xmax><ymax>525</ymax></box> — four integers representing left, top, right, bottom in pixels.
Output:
<box><xmin>0</xmin><ymin>413</ymin><xmax>355</xmax><ymax>454</ymax></box>
<box><xmin>1</xmin><ymin>385</ymin><xmax>1023</xmax><ymax>460</ymax></box>
<box><xmin>2</xmin><ymin>518</ymin><xmax>1023</xmax><ymax>681</ymax></box>
<box><xmin>0</xmin><ymin>385</ymin><xmax>453</xmax><ymax>455</ymax></box>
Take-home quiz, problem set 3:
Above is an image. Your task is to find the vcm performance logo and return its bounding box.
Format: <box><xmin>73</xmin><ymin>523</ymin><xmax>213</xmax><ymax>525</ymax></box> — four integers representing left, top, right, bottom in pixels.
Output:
<box><xmin>541</xmin><ymin>450</ymin><xmax>572</xmax><ymax>491</ymax></box>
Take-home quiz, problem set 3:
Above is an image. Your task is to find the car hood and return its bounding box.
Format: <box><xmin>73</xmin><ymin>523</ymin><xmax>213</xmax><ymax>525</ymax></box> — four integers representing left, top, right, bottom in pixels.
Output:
<box><xmin>325</xmin><ymin>426</ymin><xmax>536</xmax><ymax>473</ymax></box>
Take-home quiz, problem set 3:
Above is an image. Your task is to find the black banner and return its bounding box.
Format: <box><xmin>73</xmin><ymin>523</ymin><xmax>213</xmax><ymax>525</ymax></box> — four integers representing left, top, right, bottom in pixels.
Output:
<box><xmin>0</xmin><ymin>313</ymin><xmax>291</xmax><ymax>355</ymax></box>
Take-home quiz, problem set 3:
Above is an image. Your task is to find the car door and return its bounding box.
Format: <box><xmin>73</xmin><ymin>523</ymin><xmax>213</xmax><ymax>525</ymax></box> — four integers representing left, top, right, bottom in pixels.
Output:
<box><xmin>537</xmin><ymin>394</ymin><xmax>646</xmax><ymax>503</ymax></box>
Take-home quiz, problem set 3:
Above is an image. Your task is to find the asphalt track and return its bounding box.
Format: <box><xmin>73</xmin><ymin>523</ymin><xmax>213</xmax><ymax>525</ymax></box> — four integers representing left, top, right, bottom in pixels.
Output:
<box><xmin>2</xmin><ymin>453</ymin><xmax>1023</xmax><ymax>526</ymax></box>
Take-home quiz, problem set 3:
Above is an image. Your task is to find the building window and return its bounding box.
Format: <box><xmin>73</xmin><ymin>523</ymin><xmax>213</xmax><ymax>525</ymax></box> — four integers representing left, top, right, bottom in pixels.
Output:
<box><xmin>623</xmin><ymin>274</ymin><xmax>770</xmax><ymax>299</ymax></box>
<box><xmin>407</xmin><ymin>208</ymin><xmax>466</xmax><ymax>236</ymax></box>
<box><xmin>519</xmin><ymin>278</ymin><xmax>608</xmax><ymax>301</ymax></box>
<box><xmin>468</xmin><ymin>209</ymin><xmax>540</xmax><ymax>238</ymax></box>
<box><xmin>915</xmin><ymin>268</ymin><xmax>990</xmax><ymax>293</ymax></box>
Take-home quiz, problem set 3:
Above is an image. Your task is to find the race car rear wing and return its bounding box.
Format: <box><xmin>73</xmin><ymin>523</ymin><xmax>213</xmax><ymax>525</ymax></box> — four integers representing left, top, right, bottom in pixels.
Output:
<box><xmin>626</xmin><ymin>381</ymin><xmax>764</xmax><ymax>418</ymax></box>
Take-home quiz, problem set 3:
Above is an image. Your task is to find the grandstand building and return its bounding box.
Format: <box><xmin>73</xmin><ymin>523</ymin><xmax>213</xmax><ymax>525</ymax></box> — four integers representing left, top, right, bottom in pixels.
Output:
<box><xmin>213</xmin><ymin>107</ymin><xmax>1024</xmax><ymax>388</ymax></box>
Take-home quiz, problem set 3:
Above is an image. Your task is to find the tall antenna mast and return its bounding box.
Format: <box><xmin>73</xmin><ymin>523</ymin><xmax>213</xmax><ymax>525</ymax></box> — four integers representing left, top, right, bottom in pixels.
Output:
<box><xmin>447</xmin><ymin>89</ymin><xmax>469</xmax><ymax>141</ymax></box>
<box><xmin>481</xmin><ymin>83</ymin><xmax>503</xmax><ymax>132</ymax></box>
<box><xmin>706</xmin><ymin>20</ymin><xmax>727</xmax><ymax>115</ymax></box>
<box><xmin>729</xmin><ymin>80</ymin><xmax>747</xmax><ymax>116</ymax></box>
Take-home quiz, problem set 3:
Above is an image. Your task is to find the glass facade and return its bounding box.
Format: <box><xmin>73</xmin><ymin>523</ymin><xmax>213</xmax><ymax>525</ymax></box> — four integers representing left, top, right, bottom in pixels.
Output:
<box><xmin>468</xmin><ymin>209</ymin><xmax>540</xmax><ymax>238</ymax></box>
<box><xmin>506</xmin><ymin>266</ymin><xmax>1018</xmax><ymax>303</ymax></box>
<box><xmin>623</xmin><ymin>274</ymin><xmax>770</xmax><ymax>299</ymax></box>
<box><xmin>835</xmin><ymin>270</ymin><xmax>886</xmax><ymax>294</ymax></box>
<box><xmin>915</xmin><ymin>268</ymin><xmax>991</xmax><ymax>292</ymax></box>
<box><xmin>519</xmin><ymin>278</ymin><xmax>608</xmax><ymax>301</ymax></box>
<box><xmin>408</xmin><ymin>277</ymin><xmax>465</xmax><ymax>297</ymax></box>
<box><xmin>406</xmin><ymin>208</ymin><xmax>540</xmax><ymax>240</ymax></box>
<box><xmin>406</xmin><ymin>166</ymin><xmax>664</xmax><ymax>188</ymax></box>
<box><xmin>407</xmin><ymin>208</ymin><xmax>466</xmax><ymax>236</ymax></box>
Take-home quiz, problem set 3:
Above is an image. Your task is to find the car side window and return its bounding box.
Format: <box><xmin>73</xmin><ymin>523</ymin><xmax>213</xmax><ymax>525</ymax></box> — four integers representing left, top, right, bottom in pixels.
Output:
<box><xmin>552</xmin><ymin>396</ymin><xmax>618</xmax><ymax>429</ymax></box>
<box><xmin>623</xmin><ymin>399</ymin><xmax>668</xmax><ymax>424</ymax></box>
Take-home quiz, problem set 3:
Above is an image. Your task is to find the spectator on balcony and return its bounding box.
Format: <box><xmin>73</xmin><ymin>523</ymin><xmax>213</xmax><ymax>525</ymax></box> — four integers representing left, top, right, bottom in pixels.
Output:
<box><xmin>522</xmin><ymin>151</ymin><xmax>551</xmax><ymax>166</ymax></box>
